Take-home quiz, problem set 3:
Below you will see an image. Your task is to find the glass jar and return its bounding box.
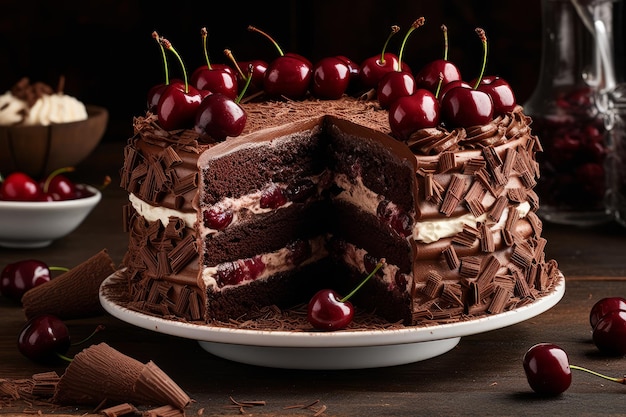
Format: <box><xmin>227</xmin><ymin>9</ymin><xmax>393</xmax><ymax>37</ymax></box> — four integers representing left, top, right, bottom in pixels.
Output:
<box><xmin>607</xmin><ymin>84</ymin><xmax>626</xmax><ymax>226</ymax></box>
<box><xmin>524</xmin><ymin>0</ymin><xmax>622</xmax><ymax>226</ymax></box>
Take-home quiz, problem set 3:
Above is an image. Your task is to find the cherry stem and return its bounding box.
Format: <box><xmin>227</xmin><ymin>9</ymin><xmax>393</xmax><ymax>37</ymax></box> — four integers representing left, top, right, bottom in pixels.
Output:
<box><xmin>152</xmin><ymin>31</ymin><xmax>170</xmax><ymax>85</ymax></box>
<box><xmin>49</xmin><ymin>266</ymin><xmax>70</xmax><ymax>273</ymax></box>
<box><xmin>248</xmin><ymin>25</ymin><xmax>284</xmax><ymax>56</ymax></box>
<box><xmin>434</xmin><ymin>72</ymin><xmax>444</xmax><ymax>99</ymax></box>
<box><xmin>380</xmin><ymin>25</ymin><xmax>400</xmax><ymax>67</ymax></box>
<box><xmin>42</xmin><ymin>166</ymin><xmax>75</xmax><ymax>193</ymax></box>
<box><xmin>570</xmin><ymin>365</ymin><xmax>626</xmax><ymax>384</ymax></box>
<box><xmin>397</xmin><ymin>17</ymin><xmax>425</xmax><ymax>72</ymax></box>
<box><xmin>160</xmin><ymin>36</ymin><xmax>190</xmax><ymax>93</ymax></box>
<box><xmin>224</xmin><ymin>49</ymin><xmax>247</xmax><ymax>80</ymax></box>
<box><xmin>71</xmin><ymin>324</ymin><xmax>106</xmax><ymax>347</ymax></box>
<box><xmin>340</xmin><ymin>259</ymin><xmax>386</xmax><ymax>303</ymax></box>
<box><xmin>98</xmin><ymin>175</ymin><xmax>112</xmax><ymax>191</ymax></box>
<box><xmin>472</xmin><ymin>28</ymin><xmax>488</xmax><ymax>90</ymax></box>
<box><xmin>235</xmin><ymin>64</ymin><xmax>254</xmax><ymax>104</ymax></box>
<box><xmin>441</xmin><ymin>24</ymin><xmax>450</xmax><ymax>61</ymax></box>
<box><xmin>200</xmin><ymin>27</ymin><xmax>213</xmax><ymax>70</ymax></box>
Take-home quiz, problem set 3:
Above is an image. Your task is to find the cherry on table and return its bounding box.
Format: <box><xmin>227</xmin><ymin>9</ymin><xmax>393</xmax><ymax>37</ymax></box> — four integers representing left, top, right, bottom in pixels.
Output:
<box><xmin>589</xmin><ymin>296</ymin><xmax>626</xmax><ymax>329</ymax></box>
<box><xmin>522</xmin><ymin>343</ymin><xmax>572</xmax><ymax>396</ymax></box>
<box><xmin>0</xmin><ymin>259</ymin><xmax>60</xmax><ymax>301</ymax></box>
<box><xmin>18</xmin><ymin>314</ymin><xmax>71</xmax><ymax>364</ymax></box>
<box><xmin>592</xmin><ymin>309</ymin><xmax>626</xmax><ymax>356</ymax></box>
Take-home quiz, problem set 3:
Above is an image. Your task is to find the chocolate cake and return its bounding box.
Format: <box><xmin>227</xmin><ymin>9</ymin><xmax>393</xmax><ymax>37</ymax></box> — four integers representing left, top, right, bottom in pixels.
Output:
<box><xmin>119</xmin><ymin>96</ymin><xmax>561</xmax><ymax>327</ymax></box>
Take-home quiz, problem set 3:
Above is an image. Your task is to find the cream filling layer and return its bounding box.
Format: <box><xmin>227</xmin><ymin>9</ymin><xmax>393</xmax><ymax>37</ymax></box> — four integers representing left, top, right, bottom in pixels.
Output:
<box><xmin>201</xmin><ymin>235</ymin><xmax>328</xmax><ymax>291</ymax></box>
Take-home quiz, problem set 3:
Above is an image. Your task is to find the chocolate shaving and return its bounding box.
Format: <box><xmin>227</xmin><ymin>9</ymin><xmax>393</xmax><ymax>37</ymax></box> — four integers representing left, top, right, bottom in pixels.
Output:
<box><xmin>437</xmin><ymin>151</ymin><xmax>456</xmax><ymax>172</ymax></box>
<box><xmin>459</xmin><ymin>256</ymin><xmax>481</xmax><ymax>280</ymax></box>
<box><xmin>462</xmin><ymin>158</ymin><xmax>486</xmax><ymax>174</ymax></box>
<box><xmin>479</xmin><ymin>223</ymin><xmax>495</xmax><ymax>253</ymax></box>
<box><xmin>441</xmin><ymin>283</ymin><xmax>463</xmax><ymax>307</ymax></box>
<box><xmin>487</xmin><ymin>285</ymin><xmax>511</xmax><ymax>314</ymax></box>
<box><xmin>162</xmin><ymin>146</ymin><xmax>183</xmax><ymax>168</ymax></box>
<box><xmin>440</xmin><ymin>174</ymin><xmax>467</xmax><ymax>216</ymax></box>
<box><xmin>442</xmin><ymin>246</ymin><xmax>460</xmax><ymax>270</ymax></box>
<box><xmin>488</xmin><ymin>195</ymin><xmax>508</xmax><ymax>223</ymax></box>
<box><xmin>451</xmin><ymin>224</ymin><xmax>479</xmax><ymax>247</ymax></box>
<box><xmin>421</xmin><ymin>271</ymin><xmax>443</xmax><ymax>299</ymax></box>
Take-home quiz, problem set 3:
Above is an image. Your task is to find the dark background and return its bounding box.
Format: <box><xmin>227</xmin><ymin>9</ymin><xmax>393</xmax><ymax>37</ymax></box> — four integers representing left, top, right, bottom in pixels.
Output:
<box><xmin>0</xmin><ymin>0</ymin><xmax>623</xmax><ymax>142</ymax></box>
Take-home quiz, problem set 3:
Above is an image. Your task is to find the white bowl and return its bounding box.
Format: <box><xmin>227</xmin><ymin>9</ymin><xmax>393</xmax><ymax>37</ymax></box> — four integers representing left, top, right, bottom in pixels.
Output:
<box><xmin>0</xmin><ymin>185</ymin><xmax>101</xmax><ymax>248</ymax></box>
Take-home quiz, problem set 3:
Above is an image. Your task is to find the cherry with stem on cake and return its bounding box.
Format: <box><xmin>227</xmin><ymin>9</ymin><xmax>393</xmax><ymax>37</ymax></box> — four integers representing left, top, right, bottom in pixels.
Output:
<box><xmin>440</xmin><ymin>28</ymin><xmax>494</xmax><ymax>128</ymax></box>
<box><xmin>414</xmin><ymin>24</ymin><xmax>462</xmax><ymax>93</ymax></box>
<box><xmin>523</xmin><ymin>343</ymin><xmax>626</xmax><ymax>397</ymax></box>
<box><xmin>473</xmin><ymin>75</ymin><xmax>517</xmax><ymax>116</ymax></box>
<box><xmin>0</xmin><ymin>172</ymin><xmax>40</xmax><ymax>201</ymax></box>
<box><xmin>376</xmin><ymin>17</ymin><xmax>424</xmax><ymax>109</ymax></box>
<box><xmin>156</xmin><ymin>35</ymin><xmax>203</xmax><ymax>130</ymax></box>
<box><xmin>223</xmin><ymin>48</ymin><xmax>267</xmax><ymax>95</ymax></box>
<box><xmin>1</xmin><ymin>259</ymin><xmax>69</xmax><ymax>301</ymax></box>
<box><xmin>190</xmin><ymin>27</ymin><xmax>238</xmax><ymax>99</ymax></box>
<box><xmin>247</xmin><ymin>25</ymin><xmax>312</xmax><ymax>100</ymax></box>
<box><xmin>589</xmin><ymin>296</ymin><xmax>626</xmax><ymax>329</ymax></box>
<box><xmin>388</xmin><ymin>88</ymin><xmax>440</xmax><ymax>140</ymax></box>
<box><xmin>194</xmin><ymin>65</ymin><xmax>252</xmax><ymax>141</ymax></box>
<box><xmin>308</xmin><ymin>259</ymin><xmax>385</xmax><ymax>331</ymax></box>
<box><xmin>311</xmin><ymin>56</ymin><xmax>351</xmax><ymax>100</ymax></box>
<box><xmin>358</xmin><ymin>25</ymin><xmax>402</xmax><ymax>90</ymax></box>
<box><xmin>147</xmin><ymin>31</ymin><xmax>183</xmax><ymax>112</ymax></box>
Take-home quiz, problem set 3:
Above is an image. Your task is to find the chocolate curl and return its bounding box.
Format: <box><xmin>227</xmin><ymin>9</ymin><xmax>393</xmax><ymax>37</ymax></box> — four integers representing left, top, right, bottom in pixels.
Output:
<box><xmin>21</xmin><ymin>249</ymin><xmax>116</xmax><ymax>320</ymax></box>
<box><xmin>53</xmin><ymin>343</ymin><xmax>191</xmax><ymax>410</ymax></box>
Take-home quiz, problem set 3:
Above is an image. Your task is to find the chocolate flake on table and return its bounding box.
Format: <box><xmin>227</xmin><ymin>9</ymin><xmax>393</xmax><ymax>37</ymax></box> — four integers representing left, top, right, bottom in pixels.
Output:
<box><xmin>21</xmin><ymin>249</ymin><xmax>116</xmax><ymax>320</ymax></box>
<box><xmin>101</xmin><ymin>402</ymin><xmax>138</xmax><ymax>417</ymax></box>
<box><xmin>53</xmin><ymin>342</ymin><xmax>190</xmax><ymax>410</ymax></box>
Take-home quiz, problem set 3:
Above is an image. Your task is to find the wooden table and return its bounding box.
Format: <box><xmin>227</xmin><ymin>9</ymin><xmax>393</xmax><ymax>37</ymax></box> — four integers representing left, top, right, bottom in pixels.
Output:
<box><xmin>2</xmin><ymin>141</ymin><xmax>626</xmax><ymax>416</ymax></box>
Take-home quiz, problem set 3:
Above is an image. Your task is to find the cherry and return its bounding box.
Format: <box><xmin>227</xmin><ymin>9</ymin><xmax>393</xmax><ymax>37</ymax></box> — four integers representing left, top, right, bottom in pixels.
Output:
<box><xmin>308</xmin><ymin>260</ymin><xmax>385</xmax><ymax>331</ymax></box>
<box><xmin>248</xmin><ymin>25</ymin><xmax>312</xmax><ymax>100</ymax></box>
<box><xmin>311</xmin><ymin>56</ymin><xmax>351</xmax><ymax>100</ymax></box>
<box><xmin>18</xmin><ymin>314</ymin><xmax>71</xmax><ymax>364</ymax></box>
<box><xmin>589</xmin><ymin>297</ymin><xmax>626</xmax><ymax>329</ymax></box>
<box><xmin>358</xmin><ymin>25</ymin><xmax>402</xmax><ymax>90</ymax></box>
<box><xmin>194</xmin><ymin>93</ymin><xmax>247</xmax><ymax>141</ymax></box>
<box><xmin>224</xmin><ymin>49</ymin><xmax>267</xmax><ymax>94</ymax></box>
<box><xmin>203</xmin><ymin>206</ymin><xmax>234</xmax><ymax>230</ymax></box>
<box><xmin>523</xmin><ymin>343</ymin><xmax>626</xmax><ymax>396</ymax></box>
<box><xmin>0</xmin><ymin>172</ymin><xmax>40</xmax><ymax>201</ymax></box>
<box><xmin>156</xmin><ymin>36</ymin><xmax>203</xmax><ymax>130</ymax></box>
<box><xmin>473</xmin><ymin>75</ymin><xmax>517</xmax><ymax>116</ymax></box>
<box><xmin>388</xmin><ymin>89</ymin><xmax>440</xmax><ymax>140</ymax></box>
<box><xmin>1</xmin><ymin>259</ymin><xmax>67</xmax><ymax>301</ymax></box>
<box><xmin>376</xmin><ymin>18</ymin><xmax>424</xmax><ymax>109</ymax></box>
<box><xmin>335</xmin><ymin>55</ymin><xmax>361</xmax><ymax>93</ymax></box>
<box><xmin>438</xmin><ymin>79</ymin><xmax>471</xmax><ymax>101</ymax></box>
<box><xmin>146</xmin><ymin>31</ymin><xmax>184</xmax><ymax>112</ymax></box>
<box><xmin>259</xmin><ymin>183</ymin><xmax>287</xmax><ymax>209</ymax></box>
<box><xmin>523</xmin><ymin>343</ymin><xmax>572</xmax><ymax>396</ymax></box>
<box><xmin>414</xmin><ymin>25</ymin><xmax>462</xmax><ymax>93</ymax></box>
<box><xmin>190</xmin><ymin>28</ymin><xmax>238</xmax><ymax>99</ymax></box>
<box><xmin>592</xmin><ymin>310</ymin><xmax>626</xmax><ymax>356</ymax></box>
<box><xmin>440</xmin><ymin>28</ymin><xmax>494</xmax><ymax>128</ymax></box>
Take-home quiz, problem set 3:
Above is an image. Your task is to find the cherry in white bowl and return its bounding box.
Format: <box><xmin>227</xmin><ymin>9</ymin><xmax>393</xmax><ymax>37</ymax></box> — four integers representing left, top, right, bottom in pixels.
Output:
<box><xmin>0</xmin><ymin>185</ymin><xmax>101</xmax><ymax>248</ymax></box>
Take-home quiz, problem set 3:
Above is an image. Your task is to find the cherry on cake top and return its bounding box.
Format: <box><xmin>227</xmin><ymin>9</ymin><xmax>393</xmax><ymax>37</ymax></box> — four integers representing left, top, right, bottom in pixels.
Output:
<box><xmin>148</xmin><ymin>21</ymin><xmax>517</xmax><ymax>144</ymax></box>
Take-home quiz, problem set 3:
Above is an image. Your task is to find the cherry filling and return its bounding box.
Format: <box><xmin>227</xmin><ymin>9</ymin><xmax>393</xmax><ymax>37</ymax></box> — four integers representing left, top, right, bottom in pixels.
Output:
<box><xmin>376</xmin><ymin>200</ymin><xmax>412</xmax><ymax>237</ymax></box>
<box><xmin>286</xmin><ymin>239</ymin><xmax>312</xmax><ymax>266</ymax></box>
<box><xmin>259</xmin><ymin>183</ymin><xmax>288</xmax><ymax>209</ymax></box>
<box><xmin>203</xmin><ymin>207</ymin><xmax>234</xmax><ymax>230</ymax></box>
<box><xmin>215</xmin><ymin>256</ymin><xmax>266</xmax><ymax>287</ymax></box>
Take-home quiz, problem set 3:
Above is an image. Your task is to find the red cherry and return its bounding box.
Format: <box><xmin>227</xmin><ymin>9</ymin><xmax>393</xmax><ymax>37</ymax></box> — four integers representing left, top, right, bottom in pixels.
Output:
<box><xmin>592</xmin><ymin>310</ymin><xmax>626</xmax><ymax>356</ymax></box>
<box><xmin>194</xmin><ymin>93</ymin><xmax>247</xmax><ymax>141</ymax></box>
<box><xmin>307</xmin><ymin>260</ymin><xmax>385</xmax><ymax>331</ymax></box>
<box><xmin>147</xmin><ymin>79</ymin><xmax>184</xmax><ymax>112</ymax></box>
<box><xmin>388</xmin><ymin>89</ymin><xmax>440</xmax><ymax>140</ymax></box>
<box><xmin>308</xmin><ymin>289</ymin><xmax>354</xmax><ymax>331</ymax></box>
<box><xmin>235</xmin><ymin>59</ymin><xmax>268</xmax><ymax>94</ymax></box>
<box><xmin>18</xmin><ymin>314</ymin><xmax>71</xmax><ymax>364</ymax></box>
<box><xmin>191</xmin><ymin>67</ymin><xmax>238</xmax><ymax>99</ymax></box>
<box><xmin>474</xmin><ymin>75</ymin><xmax>517</xmax><ymax>115</ymax></box>
<box><xmin>377</xmin><ymin>71</ymin><xmax>416</xmax><ymax>109</ymax></box>
<box><xmin>0</xmin><ymin>172</ymin><xmax>40</xmax><ymax>201</ymax></box>
<box><xmin>523</xmin><ymin>343</ymin><xmax>572</xmax><ymax>396</ymax></box>
<box><xmin>247</xmin><ymin>25</ymin><xmax>312</xmax><ymax>99</ymax></box>
<box><xmin>263</xmin><ymin>54</ymin><xmax>312</xmax><ymax>99</ymax></box>
<box><xmin>311</xmin><ymin>56</ymin><xmax>351</xmax><ymax>99</ymax></box>
<box><xmin>359</xmin><ymin>52</ymin><xmax>401</xmax><ymax>90</ymax></box>
<box><xmin>157</xmin><ymin>83</ymin><xmax>203</xmax><ymax>130</ymax></box>
<box><xmin>440</xmin><ymin>86</ymin><xmax>494</xmax><ymax>128</ymax></box>
<box><xmin>1</xmin><ymin>259</ymin><xmax>53</xmax><ymax>301</ymax></box>
<box><xmin>334</xmin><ymin>55</ymin><xmax>360</xmax><ymax>92</ymax></box>
<box><xmin>415</xmin><ymin>59</ymin><xmax>462</xmax><ymax>93</ymax></box>
<box><xmin>590</xmin><ymin>297</ymin><xmax>626</xmax><ymax>329</ymax></box>
<box><xmin>438</xmin><ymin>79</ymin><xmax>472</xmax><ymax>101</ymax></box>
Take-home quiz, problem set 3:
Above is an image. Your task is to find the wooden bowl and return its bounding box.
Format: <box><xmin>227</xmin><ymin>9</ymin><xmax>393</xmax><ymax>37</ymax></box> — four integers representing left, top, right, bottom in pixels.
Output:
<box><xmin>0</xmin><ymin>105</ymin><xmax>108</xmax><ymax>179</ymax></box>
